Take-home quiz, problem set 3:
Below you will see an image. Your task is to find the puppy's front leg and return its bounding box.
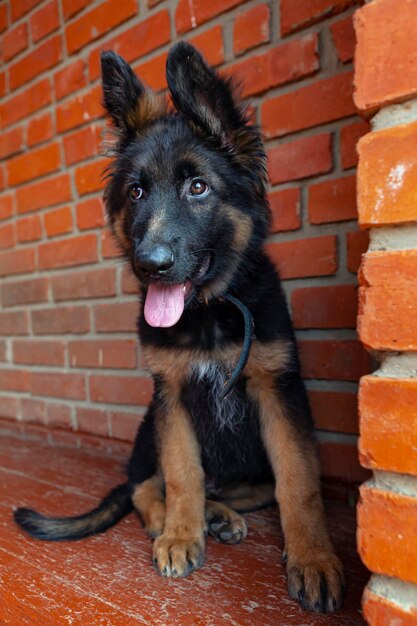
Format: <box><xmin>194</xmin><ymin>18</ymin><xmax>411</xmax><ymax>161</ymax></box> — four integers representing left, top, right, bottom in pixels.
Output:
<box><xmin>153</xmin><ymin>381</ymin><xmax>205</xmax><ymax>578</ymax></box>
<box><xmin>247</xmin><ymin>370</ymin><xmax>345</xmax><ymax>613</ymax></box>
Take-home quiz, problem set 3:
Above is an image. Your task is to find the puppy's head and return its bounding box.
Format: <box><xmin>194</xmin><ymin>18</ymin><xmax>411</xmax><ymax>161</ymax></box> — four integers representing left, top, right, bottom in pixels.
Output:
<box><xmin>102</xmin><ymin>44</ymin><xmax>270</xmax><ymax>328</ymax></box>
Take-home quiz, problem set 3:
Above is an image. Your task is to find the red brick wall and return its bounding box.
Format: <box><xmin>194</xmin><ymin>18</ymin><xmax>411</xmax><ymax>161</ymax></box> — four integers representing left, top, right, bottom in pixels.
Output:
<box><xmin>355</xmin><ymin>0</ymin><xmax>417</xmax><ymax>623</ymax></box>
<box><xmin>0</xmin><ymin>0</ymin><xmax>369</xmax><ymax>486</ymax></box>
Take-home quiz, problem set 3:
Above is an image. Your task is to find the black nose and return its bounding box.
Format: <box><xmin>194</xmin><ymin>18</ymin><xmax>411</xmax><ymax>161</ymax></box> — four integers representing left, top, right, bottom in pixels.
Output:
<box><xmin>135</xmin><ymin>244</ymin><xmax>174</xmax><ymax>275</ymax></box>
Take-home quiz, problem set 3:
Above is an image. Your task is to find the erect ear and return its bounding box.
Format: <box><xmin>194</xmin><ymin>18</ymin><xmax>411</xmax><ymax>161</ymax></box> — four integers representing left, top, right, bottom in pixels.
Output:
<box><xmin>101</xmin><ymin>50</ymin><xmax>166</xmax><ymax>133</ymax></box>
<box><xmin>166</xmin><ymin>42</ymin><xmax>267</xmax><ymax>194</ymax></box>
<box><xmin>166</xmin><ymin>42</ymin><xmax>247</xmax><ymax>137</ymax></box>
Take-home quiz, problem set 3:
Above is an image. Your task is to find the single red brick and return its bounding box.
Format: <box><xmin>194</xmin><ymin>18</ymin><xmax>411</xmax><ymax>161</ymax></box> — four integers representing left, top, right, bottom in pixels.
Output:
<box><xmin>0</xmin><ymin>212</ymin><xmax>13</xmax><ymax>242</ymax></box>
<box><xmin>176</xmin><ymin>0</ymin><xmax>246</xmax><ymax>34</ymax></box>
<box><xmin>292</xmin><ymin>284</ymin><xmax>358</xmax><ymax>329</ymax></box>
<box><xmin>63</xmin><ymin>125</ymin><xmax>100</xmax><ymax>166</ymax></box>
<box><xmin>62</xmin><ymin>0</ymin><xmax>89</xmax><ymax>20</ymax></box>
<box><xmin>0</xmin><ymin>340</ymin><xmax>6</xmax><ymax>360</ymax></box>
<box><xmin>20</xmin><ymin>404</ymin><xmax>47</xmax><ymax>426</ymax></box>
<box><xmin>0</xmin><ymin>127</ymin><xmax>24</xmax><ymax>160</ymax></box>
<box><xmin>268</xmin><ymin>133</ymin><xmax>332</xmax><ymax>185</ymax></box>
<box><xmin>228</xmin><ymin>34</ymin><xmax>318</xmax><ymax>98</ymax></box>
<box><xmin>56</xmin><ymin>86</ymin><xmax>102</xmax><ymax>134</ymax></box>
<box><xmin>11</xmin><ymin>0</ymin><xmax>43</xmax><ymax>21</ymax></box>
<box><xmin>21</xmin><ymin>397</ymin><xmax>46</xmax><ymax>424</ymax></box>
<box><xmin>340</xmin><ymin>119</ymin><xmax>370</xmax><ymax>170</ymax></box>
<box><xmin>38</xmin><ymin>234</ymin><xmax>98</xmax><ymax>270</ymax></box>
<box><xmin>0</xmin><ymin>396</ymin><xmax>19</xmax><ymax>419</ymax></box>
<box><xmin>308</xmin><ymin>175</ymin><xmax>357</xmax><ymax>224</ymax></box>
<box><xmin>363</xmin><ymin>588</ymin><xmax>417</xmax><ymax>626</ymax></box>
<box><xmin>110</xmin><ymin>410</ymin><xmax>142</xmax><ymax>442</ymax></box>
<box><xmin>262</xmin><ymin>72</ymin><xmax>355</xmax><ymax>139</ymax></box>
<box><xmin>234</xmin><ymin>4</ymin><xmax>269</xmax><ymax>56</ymax></box>
<box><xmin>76</xmin><ymin>197</ymin><xmax>106</xmax><ymax>231</ymax></box>
<box><xmin>358</xmin><ymin>485</ymin><xmax>417</xmax><ymax>585</ymax></box>
<box><xmin>46</xmin><ymin>403</ymin><xmax>73</xmax><ymax>429</ymax></box>
<box><xmin>358</xmin><ymin>120</ymin><xmax>417</xmax><ymax>227</ymax></box>
<box><xmin>354</xmin><ymin>0</ymin><xmax>417</xmax><ymax>111</ymax></box>
<box><xmin>359</xmin><ymin>250</ymin><xmax>417</xmax><ymax>351</ymax></box>
<box><xmin>100</xmin><ymin>228</ymin><xmax>122</xmax><ymax>259</ymax></box>
<box><xmin>133</xmin><ymin>53</ymin><xmax>168</xmax><ymax>92</ymax></box>
<box><xmin>0</xmin><ymin>195</ymin><xmax>14</xmax><ymax>221</ymax></box>
<box><xmin>330</xmin><ymin>15</ymin><xmax>355</xmax><ymax>63</ymax></box>
<box><xmin>31</xmin><ymin>371</ymin><xmax>86</xmax><ymax>400</ymax></box>
<box><xmin>0</xmin><ymin>4</ymin><xmax>7</xmax><ymax>31</ymax></box>
<box><xmin>0</xmin><ymin>310</ymin><xmax>29</xmax><ymax>335</ymax></box>
<box><xmin>318</xmin><ymin>441</ymin><xmax>370</xmax><ymax>483</ymax></box>
<box><xmin>0</xmin><ymin>247</ymin><xmax>35</xmax><ymax>277</ymax></box>
<box><xmin>30</xmin><ymin>0</ymin><xmax>59</xmax><ymax>43</ymax></box>
<box><xmin>54</xmin><ymin>60</ymin><xmax>86</xmax><ymax>101</ymax></box>
<box><xmin>9</xmin><ymin>34</ymin><xmax>62</xmax><ymax>91</ymax></box>
<box><xmin>0</xmin><ymin>222</ymin><xmax>15</xmax><ymax>249</ymax></box>
<box><xmin>90</xmin><ymin>374</ymin><xmax>153</xmax><ymax>406</ymax></box>
<box><xmin>32</xmin><ymin>306</ymin><xmax>90</xmax><ymax>335</ymax></box>
<box><xmin>7</xmin><ymin>142</ymin><xmax>61</xmax><ymax>187</ymax></box>
<box><xmin>44</xmin><ymin>206</ymin><xmax>73</xmax><ymax>238</ymax></box>
<box><xmin>66</xmin><ymin>0</ymin><xmax>137</xmax><ymax>55</ymax></box>
<box><xmin>0</xmin><ymin>78</ymin><xmax>51</xmax><ymax>129</ymax></box>
<box><xmin>0</xmin><ymin>166</ymin><xmax>4</xmax><ymax>191</ymax></box>
<box><xmin>299</xmin><ymin>339</ymin><xmax>371</xmax><ymax>381</ymax></box>
<box><xmin>346</xmin><ymin>229</ymin><xmax>369</xmax><ymax>273</ymax></box>
<box><xmin>76</xmin><ymin>407</ymin><xmax>109</xmax><ymax>437</ymax></box>
<box><xmin>189</xmin><ymin>26</ymin><xmax>224</xmax><ymax>67</ymax></box>
<box><xmin>360</xmin><ymin>376</ymin><xmax>417</xmax><ymax>476</ymax></box>
<box><xmin>88</xmin><ymin>11</ymin><xmax>171</xmax><ymax>81</ymax></box>
<box><xmin>16</xmin><ymin>174</ymin><xmax>72</xmax><ymax>214</ymax></box>
<box><xmin>280</xmin><ymin>0</ymin><xmax>360</xmax><ymax>35</ymax></box>
<box><xmin>51</xmin><ymin>267</ymin><xmax>116</xmax><ymax>301</ymax></box>
<box><xmin>1</xmin><ymin>276</ymin><xmax>48</xmax><ymax>307</ymax></box>
<box><xmin>309</xmin><ymin>390</ymin><xmax>358</xmax><ymax>434</ymax></box>
<box><xmin>94</xmin><ymin>302</ymin><xmax>138</xmax><ymax>333</ymax></box>
<box><xmin>13</xmin><ymin>339</ymin><xmax>65</xmax><ymax>366</ymax></box>
<box><xmin>0</xmin><ymin>368</ymin><xmax>29</xmax><ymax>392</ymax></box>
<box><xmin>74</xmin><ymin>158</ymin><xmax>109</xmax><ymax>196</ymax></box>
<box><xmin>2</xmin><ymin>22</ymin><xmax>28</xmax><ymax>62</ymax></box>
<box><xmin>269</xmin><ymin>188</ymin><xmax>301</xmax><ymax>233</ymax></box>
<box><xmin>27</xmin><ymin>112</ymin><xmax>53</xmax><ymax>147</ymax></box>
<box><xmin>268</xmin><ymin>235</ymin><xmax>337</xmax><ymax>280</ymax></box>
<box><xmin>16</xmin><ymin>215</ymin><xmax>42</xmax><ymax>243</ymax></box>
<box><xmin>69</xmin><ymin>339</ymin><xmax>137</xmax><ymax>369</ymax></box>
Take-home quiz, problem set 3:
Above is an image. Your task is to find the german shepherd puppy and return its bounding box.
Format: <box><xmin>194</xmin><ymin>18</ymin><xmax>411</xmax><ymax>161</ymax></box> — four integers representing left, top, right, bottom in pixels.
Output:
<box><xmin>15</xmin><ymin>43</ymin><xmax>344</xmax><ymax>613</ymax></box>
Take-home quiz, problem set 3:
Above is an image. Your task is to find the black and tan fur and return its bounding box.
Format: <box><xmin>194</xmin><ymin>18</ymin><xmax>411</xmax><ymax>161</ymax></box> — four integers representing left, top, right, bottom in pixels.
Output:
<box><xmin>14</xmin><ymin>44</ymin><xmax>345</xmax><ymax>613</ymax></box>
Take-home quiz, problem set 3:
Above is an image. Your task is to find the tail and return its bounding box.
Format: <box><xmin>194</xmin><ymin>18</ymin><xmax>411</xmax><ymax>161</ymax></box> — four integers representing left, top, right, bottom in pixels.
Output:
<box><xmin>14</xmin><ymin>483</ymin><xmax>133</xmax><ymax>541</ymax></box>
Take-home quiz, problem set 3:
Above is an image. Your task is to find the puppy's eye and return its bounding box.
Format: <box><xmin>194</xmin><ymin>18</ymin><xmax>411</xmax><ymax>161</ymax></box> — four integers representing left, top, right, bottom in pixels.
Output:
<box><xmin>130</xmin><ymin>184</ymin><xmax>143</xmax><ymax>201</ymax></box>
<box><xmin>189</xmin><ymin>179</ymin><xmax>209</xmax><ymax>197</ymax></box>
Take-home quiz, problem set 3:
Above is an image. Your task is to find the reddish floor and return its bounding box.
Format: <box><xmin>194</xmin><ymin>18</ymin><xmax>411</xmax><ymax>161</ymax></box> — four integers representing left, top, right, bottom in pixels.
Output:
<box><xmin>0</xmin><ymin>431</ymin><xmax>369</xmax><ymax>625</ymax></box>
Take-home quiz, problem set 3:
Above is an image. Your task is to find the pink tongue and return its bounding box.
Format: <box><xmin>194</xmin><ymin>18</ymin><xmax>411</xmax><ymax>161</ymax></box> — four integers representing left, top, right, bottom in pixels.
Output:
<box><xmin>144</xmin><ymin>283</ymin><xmax>185</xmax><ymax>327</ymax></box>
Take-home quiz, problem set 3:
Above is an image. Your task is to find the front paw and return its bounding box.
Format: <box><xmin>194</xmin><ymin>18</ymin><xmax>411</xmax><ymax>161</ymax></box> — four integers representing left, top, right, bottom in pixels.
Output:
<box><xmin>153</xmin><ymin>533</ymin><xmax>205</xmax><ymax>578</ymax></box>
<box><xmin>287</xmin><ymin>550</ymin><xmax>345</xmax><ymax>613</ymax></box>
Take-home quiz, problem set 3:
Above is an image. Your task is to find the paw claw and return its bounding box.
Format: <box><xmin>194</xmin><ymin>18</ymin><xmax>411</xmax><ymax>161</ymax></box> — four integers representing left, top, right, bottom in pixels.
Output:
<box><xmin>208</xmin><ymin>512</ymin><xmax>247</xmax><ymax>545</ymax></box>
<box><xmin>153</xmin><ymin>534</ymin><xmax>205</xmax><ymax>578</ymax></box>
<box><xmin>287</xmin><ymin>551</ymin><xmax>345</xmax><ymax>614</ymax></box>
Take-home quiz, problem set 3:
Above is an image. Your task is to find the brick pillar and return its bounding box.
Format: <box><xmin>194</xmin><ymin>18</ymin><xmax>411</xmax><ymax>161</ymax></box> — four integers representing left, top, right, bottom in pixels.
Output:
<box><xmin>354</xmin><ymin>1</ymin><xmax>417</xmax><ymax>623</ymax></box>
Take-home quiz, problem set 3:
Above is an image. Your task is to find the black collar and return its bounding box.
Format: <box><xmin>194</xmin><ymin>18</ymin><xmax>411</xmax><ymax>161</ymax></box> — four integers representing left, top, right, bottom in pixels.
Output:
<box><xmin>220</xmin><ymin>294</ymin><xmax>254</xmax><ymax>398</ymax></box>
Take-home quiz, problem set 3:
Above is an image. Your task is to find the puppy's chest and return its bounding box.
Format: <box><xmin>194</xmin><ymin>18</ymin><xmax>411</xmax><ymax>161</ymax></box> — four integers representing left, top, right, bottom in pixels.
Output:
<box><xmin>186</xmin><ymin>360</ymin><xmax>248</xmax><ymax>430</ymax></box>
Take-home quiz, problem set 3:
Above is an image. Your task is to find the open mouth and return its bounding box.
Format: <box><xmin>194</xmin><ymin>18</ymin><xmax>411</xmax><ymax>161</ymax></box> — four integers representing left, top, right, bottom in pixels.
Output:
<box><xmin>144</xmin><ymin>254</ymin><xmax>211</xmax><ymax>328</ymax></box>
